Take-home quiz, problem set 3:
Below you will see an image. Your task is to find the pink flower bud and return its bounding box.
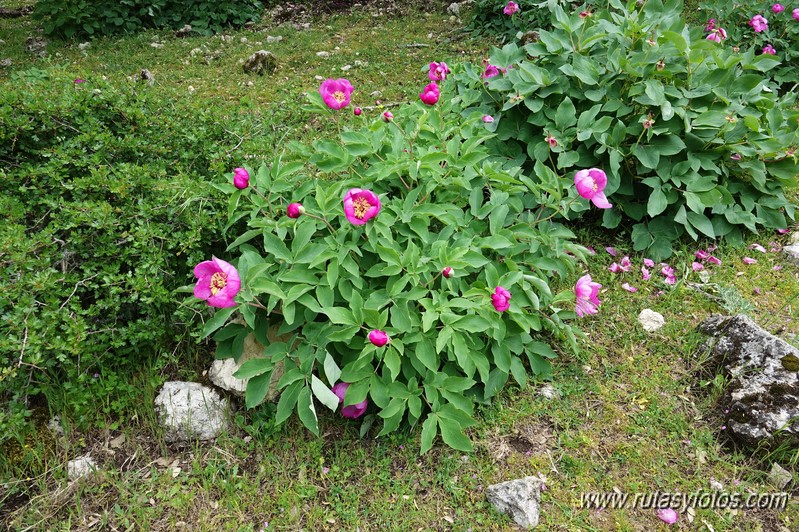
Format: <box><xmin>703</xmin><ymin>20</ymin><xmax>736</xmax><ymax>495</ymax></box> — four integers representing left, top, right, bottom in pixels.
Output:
<box><xmin>482</xmin><ymin>115</ymin><xmax>494</xmax><ymax>123</ymax></box>
<box><xmin>442</xmin><ymin>267</ymin><xmax>453</xmax><ymax>278</ymax></box>
<box><xmin>383</xmin><ymin>111</ymin><xmax>393</xmax><ymax>122</ymax></box>
<box><xmin>354</xmin><ymin>107</ymin><xmax>362</xmax><ymax>116</ymax></box>
<box><xmin>233</xmin><ymin>167</ymin><xmax>250</xmax><ymax>190</ymax></box>
<box><xmin>287</xmin><ymin>203</ymin><xmax>305</xmax><ymax>218</ymax></box>
<box><xmin>368</xmin><ymin>329</ymin><xmax>389</xmax><ymax>347</ymax></box>
<box><xmin>491</xmin><ymin>286</ymin><xmax>511</xmax><ymax>313</ymax></box>
<box><xmin>772</xmin><ymin>4</ymin><xmax>784</xmax><ymax>13</ymax></box>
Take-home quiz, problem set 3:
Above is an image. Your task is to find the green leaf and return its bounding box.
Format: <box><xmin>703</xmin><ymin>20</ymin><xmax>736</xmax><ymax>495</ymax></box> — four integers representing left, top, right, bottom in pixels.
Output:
<box><xmin>554</xmin><ymin>97</ymin><xmax>577</xmax><ymax>130</ymax></box>
<box><xmin>202</xmin><ymin>307</ymin><xmax>236</xmax><ymax>338</ymax></box>
<box><xmin>686</xmin><ymin>211</ymin><xmax>716</xmax><ymax>238</ymax></box>
<box><xmin>322</xmin><ymin>307</ymin><xmax>359</xmax><ymax>326</ymax></box>
<box><xmin>245</xmin><ymin>372</ymin><xmax>272</xmax><ymax>408</ymax></box>
<box><xmin>297</xmin><ymin>387</ymin><xmax>319</xmax><ymax>436</ymax></box>
<box><xmin>323</xmin><ymin>351</ymin><xmax>341</xmax><ymax>386</ymax></box>
<box><xmin>509</xmin><ymin>356</ymin><xmax>527</xmax><ymax>387</ymax></box>
<box><xmin>384</xmin><ymin>348</ymin><xmax>401</xmax><ymax>381</ymax></box>
<box><xmin>437</xmin><ymin>416</ymin><xmax>473</xmax><ymax>452</ymax></box>
<box><xmin>311</xmin><ymin>375</ymin><xmax>340</xmax><ymax>412</ymax></box>
<box><xmin>262</xmin><ymin>233</ymin><xmax>293</xmax><ymax>263</ymax></box>
<box><xmin>453</xmin><ymin>314</ymin><xmax>491</xmax><ymax>333</ymax></box>
<box><xmin>632</xmin><ymin>145</ymin><xmax>659</xmax><ymax>169</ymax></box>
<box><xmin>275</xmin><ymin>381</ymin><xmax>303</xmax><ymax>424</ymax></box>
<box><xmin>343</xmin><ymin>378</ymin><xmax>370</xmax><ymax>407</ymax></box>
<box><xmin>647</xmin><ymin>188</ymin><xmax>669</xmax><ymax>217</ymax></box>
<box><xmin>234</xmin><ymin>358</ymin><xmax>273</xmax><ymax>379</ymax></box>
<box><xmin>420</xmin><ymin>413</ymin><xmax>438</xmax><ymax>454</ymax></box>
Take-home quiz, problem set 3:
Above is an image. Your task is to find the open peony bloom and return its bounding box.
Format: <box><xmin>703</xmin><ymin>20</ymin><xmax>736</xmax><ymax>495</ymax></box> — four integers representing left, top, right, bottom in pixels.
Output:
<box><xmin>491</xmin><ymin>286</ymin><xmax>512</xmax><ymax>312</ymax></box>
<box><xmin>319</xmin><ymin>78</ymin><xmax>354</xmax><ymax>110</ymax></box>
<box><xmin>706</xmin><ymin>27</ymin><xmax>727</xmax><ymax>43</ymax></box>
<box><xmin>368</xmin><ymin>329</ymin><xmax>389</xmax><ymax>347</ymax></box>
<box><xmin>575</xmin><ymin>274</ymin><xmax>602</xmax><ymax>317</ymax></box>
<box><xmin>428</xmin><ymin>61</ymin><xmax>450</xmax><ymax>81</ymax></box>
<box><xmin>419</xmin><ymin>82</ymin><xmax>440</xmax><ymax>105</ymax></box>
<box><xmin>503</xmin><ymin>1</ymin><xmax>520</xmax><ymax>15</ymax></box>
<box><xmin>657</xmin><ymin>508</ymin><xmax>679</xmax><ymax>525</ymax></box>
<box><xmin>343</xmin><ymin>188</ymin><xmax>381</xmax><ymax>225</ymax></box>
<box><xmin>287</xmin><ymin>203</ymin><xmax>305</xmax><ymax>218</ymax></box>
<box><xmin>482</xmin><ymin>64</ymin><xmax>502</xmax><ymax>78</ymax></box>
<box><xmin>194</xmin><ymin>257</ymin><xmax>241</xmax><ymax>308</ymax></box>
<box><xmin>749</xmin><ymin>14</ymin><xmax>768</xmax><ymax>32</ymax></box>
<box><xmin>794</xmin><ymin>8</ymin><xmax>799</xmax><ymax>21</ymax></box>
<box><xmin>574</xmin><ymin>168</ymin><xmax>613</xmax><ymax>209</ymax></box>
<box><xmin>233</xmin><ymin>167</ymin><xmax>250</xmax><ymax>190</ymax></box>
<box><xmin>762</xmin><ymin>44</ymin><xmax>776</xmax><ymax>55</ymax></box>
<box><xmin>332</xmin><ymin>382</ymin><xmax>368</xmax><ymax>419</ymax></box>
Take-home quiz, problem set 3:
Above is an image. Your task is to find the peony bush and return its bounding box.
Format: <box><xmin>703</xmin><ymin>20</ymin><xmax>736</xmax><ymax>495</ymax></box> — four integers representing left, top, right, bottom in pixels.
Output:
<box><xmin>193</xmin><ymin>70</ymin><xmax>607</xmax><ymax>452</ymax></box>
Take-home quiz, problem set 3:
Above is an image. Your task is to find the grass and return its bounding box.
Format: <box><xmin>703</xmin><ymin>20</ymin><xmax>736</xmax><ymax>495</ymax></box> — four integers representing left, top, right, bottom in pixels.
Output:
<box><xmin>2</xmin><ymin>1</ymin><xmax>799</xmax><ymax>530</ymax></box>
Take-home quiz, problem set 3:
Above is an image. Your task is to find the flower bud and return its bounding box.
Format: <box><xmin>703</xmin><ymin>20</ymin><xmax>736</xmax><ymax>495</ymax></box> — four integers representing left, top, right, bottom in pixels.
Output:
<box><xmin>354</xmin><ymin>107</ymin><xmax>362</xmax><ymax>116</ymax></box>
<box><xmin>287</xmin><ymin>203</ymin><xmax>305</xmax><ymax>218</ymax></box>
<box><xmin>368</xmin><ymin>329</ymin><xmax>389</xmax><ymax>347</ymax></box>
<box><xmin>233</xmin><ymin>167</ymin><xmax>249</xmax><ymax>190</ymax></box>
<box><xmin>383</xmin><ymin>111</ymin><xmax>393</xmax><ymax>122</ymax></box>
<box><xmin>442</xmin><ymin>267</ymin><xmax>453</xmax><ymax>278</ymax></box>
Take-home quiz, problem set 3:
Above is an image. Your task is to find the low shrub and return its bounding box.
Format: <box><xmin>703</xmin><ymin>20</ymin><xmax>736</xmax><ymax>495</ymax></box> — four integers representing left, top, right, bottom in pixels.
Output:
<box><xmin>0</xmin><ymin>72</ymin><xmax>232</xmax><ymax>442</ymax></box>
<box><xmin>465</xmin><ymin>0</ymin><xmax>556</xmax><ymax>43</ymax></box>
<box><xmin>34</xmin><ymin>0</ymin><xmax>263</xmax><ymax>38</ymax></box>
<box><xmin>456</xmin><ymin>0</ymin><xmax>798</xmax><ymax>258</ymax></box>
<box><xmin>195</xmin><ymin>69</ymin><xmax>607</xmax><ymax>452</ymax></box>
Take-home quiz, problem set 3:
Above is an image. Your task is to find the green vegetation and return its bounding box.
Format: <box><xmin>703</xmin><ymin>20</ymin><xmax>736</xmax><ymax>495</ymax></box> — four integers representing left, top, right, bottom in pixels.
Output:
<box><xmin>1</xmin><ymin>1</ymin><xmax>797</xmax><ymax>530</ymax></box>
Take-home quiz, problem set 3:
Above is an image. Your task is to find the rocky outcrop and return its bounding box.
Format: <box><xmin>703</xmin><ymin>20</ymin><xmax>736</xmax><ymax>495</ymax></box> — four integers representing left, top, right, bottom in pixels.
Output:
<box><xmin>155</xmin><ymin>381</ymin><xmax>230</xmax><ymax>442</ymax></box>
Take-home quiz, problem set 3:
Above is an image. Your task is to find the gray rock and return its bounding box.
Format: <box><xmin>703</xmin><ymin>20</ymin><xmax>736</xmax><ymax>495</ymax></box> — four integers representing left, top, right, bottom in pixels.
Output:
<box><xmin>638</xmin><ymin>309</ymin><xmax>665</xmax><ymax>332</ymax></box>
<box><xmin>242</xmin><ymin>50</ymin><xmax>277</xmax><ymax>75</ymax></box>
<box><xmin>783</xmin><ymin>244</ymin><xmax>799</xmax><ymax>265</ymax></box>
<box><xmin>699</xmin><ymin>314</ymin><xmax>799</xmax><ymax>446</ymax></box>
<box><xmin>486</xmin><ymin>476</ymin><xmax>543</xmax><ymax>529</ymax></box>
<box><xmin>155</xmin><ymin>381</ymin><xmax>230</xmax><ymax>442</ymax></box>
<box><xmin>25</xmin><ymin>36</ymin><xmax>48</xmax><ymax>55</ymax></box>
<box><xmin>769</xmin><ymin>463</ymin><xmax>792</xmax><ymax>490</ymax></box>
<box><xmin>0</xmin><ymin>58</ymin><xmax>12</xmax><ymax>68</ymax></box>
<box><xmin>175</xmin><ymin>24</ymin><xmax>192</xmax><ymax>38</ymax></box>
<box><xmin>790</xmin><ymin>231</ymin><xmax>799</xmax><ymax>245</ymax></box>
<box><xmin>316</xmin><ymin>51</ymin><xmax>330</xmax><ymax>58</ymax></box>
<box><xmin>266</xmin><ymin>35</ymin><xmax>283</xmax><ymax>43</ymax></box>
<box><xmin>140</xmin><ymin>69</ymin><xmax>155</xmax><ymax>86</ymax></box>
<box><xmin>537</xmin><ymin>384</ymin><xmax>559</xmax><ymax>400</ymax></box>
<box><xmin>67</xmin><ymin>454</ymin><xmax>98</xmax><ymax>480</ymax></box>
<box><xmin>447</xmin><ymin>2</ymin><xmax>460</xmax><ymax>16</ymax></box>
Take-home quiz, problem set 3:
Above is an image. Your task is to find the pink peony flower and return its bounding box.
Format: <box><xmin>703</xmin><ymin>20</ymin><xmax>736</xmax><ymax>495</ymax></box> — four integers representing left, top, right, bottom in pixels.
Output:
<box><xmin>419</xmin><ymin>82</ymin><xmax>440</xmax><ymax>105</ymax></box>
<box><xmin>491</xmin><ymin>286</ymin><xmax>512</xmax><ymax>312</ymax></box>
<box><xmin>343</xmin><ymin>188</ymin><xmax>381</xmax><ymax>225</ymax></box>
<box><xmin>749</xmin><ymin>15</ymin><xmax>768</xmax><ymax>32</ymax></box>
<box><xmin>354</xmin><ymin>107</ymin><xmax>362</xmax><ymax>116</ymax></box>
<box><xmin>574</xmin><ymin>168</ymin><xmax>613</xmax><ymax>209</ymax></box>
<box><xmin>705</xmin><ymin>18</ymin><xmax>716</xmax><ymax>31</ymax></box>
<box><xmin>194</xmin><ymin>257</ymin><xmax>241</xmax><ymax>308</ymax></box>
<box><xmin>793</xmin><ymin>8</ymin><xmax>799</xmax><ymax>21</ymax></box>
<box><xmin>442</xmin><ymin>267</ymin><xmax>454</xmax><ymax>278</ymax></box>
<box><xmin>643</xmin><ymin>258</ymin><xmax>655</xmax><ymax>268</ymax></box>
<box><xmin>545</xmin><ymin>134</ymin><xmax>558</xmax><ymax>148</ymax></box>
<box><xmin>287</xmin><ymin>203</ymin><xmax>305</xmax><ymax>218</ymax></box>
<box><xmin>482</xmin><ymin>115</ymin><xmax>494</xmax><ymax>123</ymax></box>
<box><xmin>762</xmin><ymin>44</ymin><xmax>777</xmax><ymax>55</ymax></box>
<box><xmin>575</xmin><ymin>274</ymin><xmax>602</xmax><ymax>317</ymax></box>
<box><xmin>772</xmin><ymin>4</ymin><xmax>784</xmax><ymax>13</ymax></box>
<box><xmin>332</xmin><ymin>382</ymin><xmax>368</xmax><ymax>419</ymax></box>
<box><xmin>622</xmin><ymin>283</ymin><xmax>638</xmax><ymax>293</ymax></box>
<box><xmin>692</xmin><ymin>262</ymin><xmax>704</xmax><ymax>272</ymax></box>
<box><xmin>382</xmin><ymin>111</ymin><xmax>393</xmax><ymax>122</ymax></box>
<box><xmin>368</xmin><ymin>329</ymin><xmax>389</xmax><ymax>347</ymax></box>
<box><xmin>482</xmin><ymin>64</ymin><xmax>501</xmax><ymax>79</ymax></box>
<box><xmin>428</xmin><ymin>61</ymin><xmax>450</xmax><ymax>81</ymax></box>
<box><xmin>319</xmin><ymin>78</ymin><xmax>354</xmax><ymax>110</ymax></box>
<box><xmin>706</xmin><ymin>28</ymin><xmax>728</xmax><ymax>43</ymax></box>
<box><xmin>743</xmin><ymin>257</ymin><xmax>757</xmax><ymax>264</ymax></box>
<box><xmin>657</xmin><ymin>508</ymin><xmax>679</xmax><ymax>525</ymax></box>
<box><xmin>233</xmin><ymin>167</ymin><xmax>250</xmax><ymax>190</ymax></box>
<box><xmin>503</xmin><ymin>1</ymin><xmax>519</xmax><ymax>15</ymax></box>
<box><xmin>641</xmin><ymin>266</ymin><xmax>651</xmax><ymax>280</ymax></box>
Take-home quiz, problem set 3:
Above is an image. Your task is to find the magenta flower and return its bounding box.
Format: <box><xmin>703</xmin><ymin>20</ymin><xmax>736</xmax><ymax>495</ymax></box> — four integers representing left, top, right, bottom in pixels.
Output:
<box><xmin>657</xmin><ymin>509</ymin><xmax>679</xmax><ymax>525</ymax></box>
<box><xmin>619</xmin><ymin>256</ymin><xmax>632</xmax><ymax>271</ymax></box>
<box><xmin>772</xmin><ymin>4</ymin><xmax>784</xmax><ymax>13</ymax></box>
<box><xmin>777</xmin><ymin>228</ymin><xmax>790</xmax><ymax>234</ymax></box>
<box><xmin>482</xmin><ymin>115</ymin><xmax>494</xmax><ymax>123</ymax></box>
<box><xmin>319</xmin><ymin>78</ymin><xmax>354</xmax><ymax>110</ymax></box>
<box><xmin>233</xmin><ymin>167</ymin><xmax>249</xmax><ymax>190</ymax></box>
<box><xmin>707</xmin><ymin>256</ymin><xmax>722</xmax><ymax>265</ymax></box>
<box><xmin>579</xmin><ymin>10</ymin><xmax>592</xmax><ymax>18</ymax></box>
<box><xmin>575</xmin><ymin>274</ymin><xmax>602</xmax><ymax>317</ymax></box>
<box><xmin>491</xmin><ymin>286</ymin><xmax>512</xmax><ymax>313</ymax></box>
<box><xmin>343</xmin><ymin>188</ymin><xmax>381</xmax><ymax>225</ymax></box>
<box><xmin>74</xmin><ymin>78</ymin><xmax>86</xmax><ymax>84</ymax></box>
<box><xmin>705</xmin><ymin>18</ymin><xmax>716</xmax><ymax>32</ymax></box>
<box><xmin>482</xmin><ymin>64</ymin><xmax>501</xmax><ymax>79</ymax></box>
<box><xmin>695</xmin><ymin>249</ymin><xmax>710</xmax><ymax>261</ymax></box>
<box><xmin>793</xmin><ymin>8</ymin><xmax>799</xmax><ymax>21</ymax></box>
<box><xmin>692</xmin><ymin>262</ymin><xmax>704</xmax><ymax>272</ymax></box>
<box><xmin>503</xmin><ymin>1</ymin><xmax>519</xmax><ymax>15</ymax></box>
<box><xmin>762</xmin><ymin>44</ymin><xmax>776</xmax><ymax>55</ymax></box>
<box><xmin>641</xmin><ymin>266</ymin><xmax>651</xmax><ymax>280</ymax></box>
<box><xmin>743</xmin><ymin>257</ymin><xmax>757</xmax><ymax>264</ymax></box>
<box><xmin>428</xmin><ymin>61</ymin><xmax>450</xmax><ymax>81</ymax></box>
<box><xmin>622</xmin><ymin>283</ymin><xmax>638</xmax><ymax>293</ymax></box>
<box><xmin>706</xmin><ymin>28</ymin><xmax>727</xmax><ymax>43</ymax></box>
<box><xmin>332</xmin><ymin>382</ymin><xmax>368</xmax><ymax>419</ymax></box>
<box><xmin>545</xmin><ymin>134</ymin><xmax>558</xmax><ymax>148</ymax></box>
<box><xmin>383</xmin><ymin>111</ymin><xmax>393</xmax><ymax>122</ymax></box>
<box><xmin>608</xmin><ymin>263</ymin><xmax>622</xmax><ymax>273</ymax></box>
<box><xmin>354</xmin><ymin>107</ymin><xmax>362</xmax><ymax>116</ymax></box>
<box><xmin>419</xmin><ymin>82</ymin><xmax>440</xmax><ymax>105</ymax></box>
<box><xmin>194</xmin><ymin>257</ymin><xmax>241</xmax><ymax>308</ymax></box>
<box><xmin>368</xmin><ymin>329</ymin><xmax>389</xmax><ymax>347</ymax></box>
<box><xmin>574</xmin><ymin>168</ymin><xmax>613</xmax><ymax>209</ymax></box>
<box><xmin>643</xmin><ymin>258</ymin><xmax>655</xmax><ymax>268</ymax></box>
<box><xmin>442</xmin><ymin>267</ymin><xmax>454</xmax><ymax>278</ymax></box>
<box><xmin>749</xmin><ymin>15</ymin><xmax>768</xmax><ymax>32</ymax></box>
<box><xmin>287</xmin><ymin>203</ymin><xmax>305</xmax><ymax>219</ymax></box>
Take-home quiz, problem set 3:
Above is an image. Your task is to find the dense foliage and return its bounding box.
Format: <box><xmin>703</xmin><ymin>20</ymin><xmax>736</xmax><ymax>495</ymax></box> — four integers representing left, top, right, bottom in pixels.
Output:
<box><xmin>465</xmin><ymin>0</ymin><xmax>555</xmax><ymax>42</ymax></box>
<box><xmin>458</xmin><ymin>0</ymin><xmax>798</xmax><ymax>258</ymax></box>
<box><xmin>0</xmin><ymin>72</ymin><xmax>230</xmax><ymax>441</ymax></box>
<box><xmin>201</xmin><ymin>73</ymin><xmax>600</xmax><ymax>452</ymax></box>
<box><xmin>34</xmin><ymin>0</ymin><xmax>263</xmax><ymax>37</ymax></box>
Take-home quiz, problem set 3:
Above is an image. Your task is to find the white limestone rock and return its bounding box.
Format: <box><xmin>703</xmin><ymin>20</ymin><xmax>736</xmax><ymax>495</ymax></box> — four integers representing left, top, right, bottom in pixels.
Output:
<box><xmin>638</xmin><ymin>309</ymin><xmax>665</xmax><ymax>332</ymax></box>
<box><xmin>155</xmin><ymin>381</ymin><xmax>230</xmax><ymax>442</ymax></box>
<box><xmin>486</xmin><ymin>476</ymin><xmax>544</xmax><ymax>529</ymax></box>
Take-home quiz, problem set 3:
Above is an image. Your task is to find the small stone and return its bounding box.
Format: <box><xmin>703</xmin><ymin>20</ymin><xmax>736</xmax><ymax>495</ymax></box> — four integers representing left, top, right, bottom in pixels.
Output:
<box><xmin>242</xmin><ymin>50</ymin><xmax>277</xmax><ymax>75</ymax></box>
<box><xmin>150</xmin><ymin>42</ymin><xmax>164</xmax><ymax>49</ymax></box>
<box><xmin>638</xmin><ymin>309</ymin><xmax>665</xmax><ymax>332</ymax></box>
<box><xmin>155</xmin><ymin>381</ymin><xmax>230</xmax><ymax>442</ymax></box>
<box><xmin>220</xmin><ymin>35</ymin><xmax>233</xmax><ymax>43</ymax></box>
<box><xmin>78</xmin><ymin>42</ymin><xmax>90</xmax><ymax>50</ymax></box>
<box><xmin>769</xmin><ymin>463</ymin><xmax>792</xmax><ymax>490</ymax></box>
<box><xmin>188</xmin><ymin>86</ymin><xmax>195</xmax><ymax>94</ymax></box>
<box><xmin>67</xmin><ymin>455</ymin><xmax>98</xmax><ymax>480</ymax></box>
<box><xmin>140</xmin><ymin>69</ymin><xmax>154</xmax><ymax>86</ymax></box>
<box><xmin>314</xmin><ymin>75</ymin><xmax>324</xmax><ymax>81</ymax></box>
<box><xmin>47</xmin><ymin>416</ymin><xmax>64</xmax><ymax>436</ymax></box>
<box><xmin>486</xmin><ymin>476</ymin><xmax>543</xmax><ymax>529</ymax></box>
<box><xmin>175</xmin><ymin>24</ymin><xmax>192</xmax><ymax>38</ymax></box>
<box><xmin>538</xmin><ymin>384</ymin><xmax>560</xmax><ymax>400</ymax></box>
<box><xmin>266</xmin><ymin>35</ymin><xmax>283</xmax><ymax>43</ymax></box>
<box><xmin>240</xmin><ymin>37</ymin><xmax>248</xmax><ymax>43</ymax></box>
<box><xmin>783</xmin><ymin>245</ymin><xmax>799</xmax><ymax>265</ymax></box>
<box><xmin>710</xmin><ymin>479</ymin><xmax>724</xmax><ymax>491</ymax></box>
<box><xmin>790</xmin><ymin>232</ymin><xmax>799</xmax><ymax>245</ymax></box>
<box><xmin>246</xmin><ymin>81</ymin><xmax>254</xmax><ymax>87</ymax></box>
<box><xmin>340</xmin><ymin>64</ymin><xmax>352</xmax><ymax>71</ymax></box>
<box><xmin>316</xmin><ymin>51</ymin><xmax>330</xmax><ymax>58</ymax></box>
<box><xmin>447</xmin><ymin>2</ymin><xmax>460</xmax><ymax>16</ymax></box>
<box><xmin>0</xmin><ymin>58</ymin><xmax>12</xmax><ymax>68</ymax></box>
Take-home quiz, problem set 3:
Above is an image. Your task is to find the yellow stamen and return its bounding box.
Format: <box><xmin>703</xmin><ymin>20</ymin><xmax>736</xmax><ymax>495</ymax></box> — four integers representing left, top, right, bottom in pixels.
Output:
<box><xmin>333</xmin><ymin>91</ymin><xmax>346</xmax><ymax>103</ymax></box>
<box><xmin>353</xmin><ymin>197</ymin><xmax>371</xmax><ymax>219</ymax></box>
<box><xmin>210</xmin><ymin>272</ymin><xmax>227</xmax><ymax>295</ymax></box>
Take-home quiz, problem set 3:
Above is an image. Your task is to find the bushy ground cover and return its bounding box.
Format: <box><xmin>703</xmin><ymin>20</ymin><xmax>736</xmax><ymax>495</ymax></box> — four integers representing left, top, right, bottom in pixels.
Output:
<box><xmin>1</xmin><ymin>0</ymin><xmax>798</xmax><ymax>530</ymax></box>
